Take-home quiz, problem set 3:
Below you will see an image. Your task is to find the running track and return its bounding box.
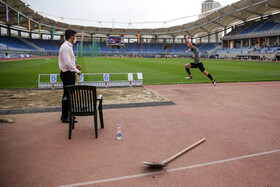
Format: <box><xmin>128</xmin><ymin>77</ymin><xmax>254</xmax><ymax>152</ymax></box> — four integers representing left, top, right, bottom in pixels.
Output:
<box><xmin>0</xmin><ymin>81</ymin><xmax>279</xmax><ymax>186</ymax></box>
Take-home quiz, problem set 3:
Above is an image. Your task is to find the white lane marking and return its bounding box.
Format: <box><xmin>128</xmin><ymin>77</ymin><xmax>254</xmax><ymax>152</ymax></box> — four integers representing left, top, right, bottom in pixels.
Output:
<box><xmin>57</xmin><ymin>149</ymin><xmax>280</xmax><ymax>187</ymax></box>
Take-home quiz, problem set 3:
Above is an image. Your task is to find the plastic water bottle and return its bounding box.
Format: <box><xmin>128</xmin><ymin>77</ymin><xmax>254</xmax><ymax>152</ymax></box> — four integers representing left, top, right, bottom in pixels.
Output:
<box><xmin>117</xmin><ymin>125</ymin><xmax>122</xmax><ymax>139</ymax></box>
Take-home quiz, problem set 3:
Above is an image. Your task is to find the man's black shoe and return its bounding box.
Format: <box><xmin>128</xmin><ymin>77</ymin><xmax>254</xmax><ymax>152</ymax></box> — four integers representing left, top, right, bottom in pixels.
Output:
<box><xmin>61</xmin><ymin>116</ymin><xmax>78</xmax><ymax>123</ymax></box>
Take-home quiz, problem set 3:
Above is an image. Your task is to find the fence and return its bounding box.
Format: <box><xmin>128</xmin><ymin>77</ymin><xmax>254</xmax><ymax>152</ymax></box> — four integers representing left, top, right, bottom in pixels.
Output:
<box><xmin>38</xmin><ymin>73</ymin><xmax>143</xmax><ymax>89</ymax></box>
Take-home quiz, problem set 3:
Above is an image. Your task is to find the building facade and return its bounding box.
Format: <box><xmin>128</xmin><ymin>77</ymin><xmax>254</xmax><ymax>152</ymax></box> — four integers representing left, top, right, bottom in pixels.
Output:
<box><xmin>199</xmin><ymin>0</ymin><xmax>222</xmax><ymax>43</ymax></box>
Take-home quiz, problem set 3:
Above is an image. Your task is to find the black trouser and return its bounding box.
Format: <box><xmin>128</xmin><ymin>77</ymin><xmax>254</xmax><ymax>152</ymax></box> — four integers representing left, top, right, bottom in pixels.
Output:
<box><xmin>60</xmin><ymin>71</ymin><xmax>75</xmax><ymax>119</ymax></box>
<box><xmin>190</xmin><ymin>62</ymin><xmax>205</xmax><ymax>72</ymax></box>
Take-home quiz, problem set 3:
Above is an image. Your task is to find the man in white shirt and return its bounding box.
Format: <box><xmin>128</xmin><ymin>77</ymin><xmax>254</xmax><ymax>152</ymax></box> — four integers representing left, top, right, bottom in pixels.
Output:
<box><xmin>59</xmin><ymin>29</ymin><xmax>81</xmax><ymax>123</ymax></box>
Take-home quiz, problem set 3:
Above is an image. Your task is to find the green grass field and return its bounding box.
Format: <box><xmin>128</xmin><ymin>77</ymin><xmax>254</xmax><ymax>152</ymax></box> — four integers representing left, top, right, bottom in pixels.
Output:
<box><xmin>0</xmin><ymin>57</ymin><xmax>280</xmax><ymax>89</ymax></box>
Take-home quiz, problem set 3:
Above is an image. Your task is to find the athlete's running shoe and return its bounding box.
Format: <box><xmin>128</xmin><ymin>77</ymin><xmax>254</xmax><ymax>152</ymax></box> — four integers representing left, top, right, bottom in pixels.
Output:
<box><xmin>212</xmin><ymin>80</ymin><xmax>216</xmax><ymax>87</ymax></box>
<box><xmin>185</xmin><ymin>76</ymin><xmax>192</xmax><ymax>80</ymax></box>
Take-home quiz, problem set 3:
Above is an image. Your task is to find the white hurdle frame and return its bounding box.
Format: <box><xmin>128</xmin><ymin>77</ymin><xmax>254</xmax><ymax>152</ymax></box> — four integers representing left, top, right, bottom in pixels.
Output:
<box><xmin>38</xmin><ymin>73</ymin><xmax>143</xmax><ymax>89</ymax></box>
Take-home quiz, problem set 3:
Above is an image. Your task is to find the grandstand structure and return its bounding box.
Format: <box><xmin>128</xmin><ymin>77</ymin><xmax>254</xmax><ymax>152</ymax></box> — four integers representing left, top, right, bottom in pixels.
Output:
<box><xmin>0</xmin><ymin>0</ymin><xmax>280</xmax><ymax>60</ymax></box>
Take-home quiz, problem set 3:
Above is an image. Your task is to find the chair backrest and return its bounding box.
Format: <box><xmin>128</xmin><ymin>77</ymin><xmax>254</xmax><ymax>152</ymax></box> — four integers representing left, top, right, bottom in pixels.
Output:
<box><xmin>66</xmin><ymin>85</ymin><xmax>97</xmax><ymax>115</ymax></box>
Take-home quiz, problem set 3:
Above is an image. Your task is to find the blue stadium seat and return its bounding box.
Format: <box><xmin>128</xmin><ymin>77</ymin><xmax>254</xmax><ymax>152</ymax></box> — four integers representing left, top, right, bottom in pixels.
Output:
<box><xmin>28</xmin><ymin>38</ymin><xmax>60</xmax><ymax>51</ymax></box>
<box><xmin>255</xmin><ymin>21</ymin><xmax>277</xmax><ymax>33</ymax></box>
<box><xmin>0</xmin><ymin>36</ymin><xmax>37</xmax><ymax>50</ymax></box>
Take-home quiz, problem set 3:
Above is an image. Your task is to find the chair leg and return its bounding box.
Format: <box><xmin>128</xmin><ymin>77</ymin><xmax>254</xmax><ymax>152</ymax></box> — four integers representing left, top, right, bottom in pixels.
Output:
<box><xmin>72</xmin><ymin>116</ymin><xmax>75</xmax><ymax>129</ymax></box>
<box><xmin>94</xmin><ymin>112</ymin><xmax>98</xmax><ymax>138</ymax></box>
<box><xmin>99</xmin><ymin>105</ymin><xmax>104</xmax><ymax>129</ymax></box>
<box><xmin>69</xmin><ymin>115</ymin><xmax>73</xmax><ymax>139</ymax></box>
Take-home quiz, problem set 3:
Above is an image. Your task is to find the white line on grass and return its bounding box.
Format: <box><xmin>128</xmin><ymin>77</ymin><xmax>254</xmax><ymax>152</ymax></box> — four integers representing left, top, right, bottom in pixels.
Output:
<box><xmin>57</xmin><ymin>149</ymin><xmax>280</xmax><ymax>187</ymax></box>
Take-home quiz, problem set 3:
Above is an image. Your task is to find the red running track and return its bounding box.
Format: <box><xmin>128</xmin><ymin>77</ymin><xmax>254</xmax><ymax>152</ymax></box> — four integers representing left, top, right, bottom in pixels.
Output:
<box><xmin>0</xmin><ymin>81</ymin><xmax>279</xmax><ymax>187</ymax></box>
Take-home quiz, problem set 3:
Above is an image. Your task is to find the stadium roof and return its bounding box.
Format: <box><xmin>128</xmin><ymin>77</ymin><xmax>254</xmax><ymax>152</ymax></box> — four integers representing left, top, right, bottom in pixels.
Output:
<box><xmin>0</xmin><ymin>0</ymin><xmax>280</xmax><ymax>38</ymax></box>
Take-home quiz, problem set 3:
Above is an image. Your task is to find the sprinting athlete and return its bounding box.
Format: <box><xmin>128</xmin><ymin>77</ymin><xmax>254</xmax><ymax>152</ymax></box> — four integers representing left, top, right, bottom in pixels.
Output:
<box><xmin>184</xmin><ymin>35</ymin><xmax>216</xmax><ymax>87</ymax></box>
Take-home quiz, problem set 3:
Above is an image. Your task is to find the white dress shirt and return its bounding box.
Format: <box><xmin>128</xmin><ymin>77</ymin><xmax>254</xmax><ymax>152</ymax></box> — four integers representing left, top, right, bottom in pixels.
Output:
<box><xmin>58</xmin><ymin>40</ymin><xmax>79</xmax><ymax>73</ymax></box>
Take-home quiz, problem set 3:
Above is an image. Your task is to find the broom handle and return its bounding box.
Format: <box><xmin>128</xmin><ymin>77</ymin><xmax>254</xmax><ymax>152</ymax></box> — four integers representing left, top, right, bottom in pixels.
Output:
<box><xmin>162</xmin><ymin>138</ymin><xmax>206</xmax><ymax>165</ymax></box>
<box><xmin>78</xmin><ymin>74</ymin><xmax>81</xmax><ymax>85</ymax></box>
<box><xmin>77</xmin><ymin>74</ymin><xmax>81</xmax><ymax>99</ymax></box>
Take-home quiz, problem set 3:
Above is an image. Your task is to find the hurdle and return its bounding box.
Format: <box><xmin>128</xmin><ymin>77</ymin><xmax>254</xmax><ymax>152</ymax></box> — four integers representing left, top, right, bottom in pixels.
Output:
<box><xmin>38</xmin><ymin>73</ymin><xmax>143</xmax><ymax>89</ymax></box>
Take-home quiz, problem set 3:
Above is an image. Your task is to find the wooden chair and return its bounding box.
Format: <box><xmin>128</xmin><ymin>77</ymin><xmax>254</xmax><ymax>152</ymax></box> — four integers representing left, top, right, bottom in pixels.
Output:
<box><xmin>66</xmin><ymin>85</ymin><xmax>104</xmax><ymax>139</ymax></box>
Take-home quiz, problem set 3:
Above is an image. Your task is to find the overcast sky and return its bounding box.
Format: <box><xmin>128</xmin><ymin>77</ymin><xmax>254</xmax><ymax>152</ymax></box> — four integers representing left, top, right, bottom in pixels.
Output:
<box><xmin>22</xmin><ymin>0</ymin><xmax>240</xmax><ymax>29</ymax></box>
